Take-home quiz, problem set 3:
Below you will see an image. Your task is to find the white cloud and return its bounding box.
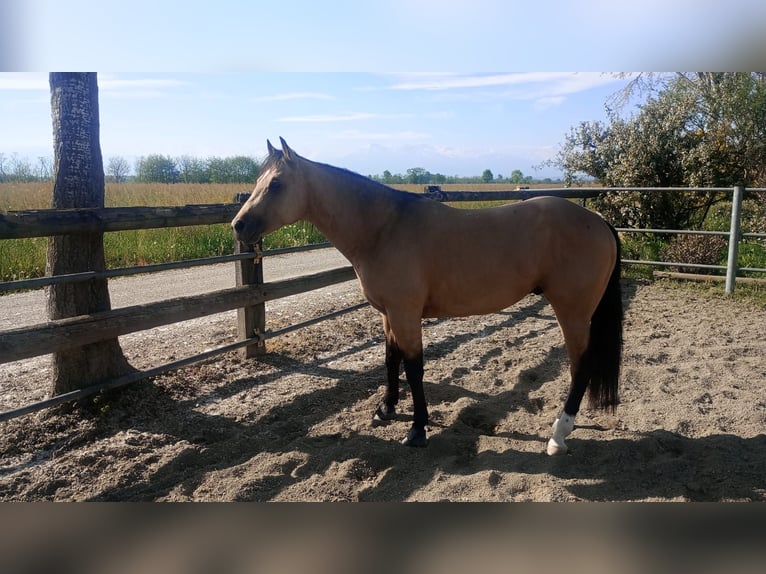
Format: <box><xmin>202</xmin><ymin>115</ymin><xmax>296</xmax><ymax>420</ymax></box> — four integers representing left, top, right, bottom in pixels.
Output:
<box><xmin>277</xmin><ymin>112</ymin><xmax>412</xmax><ymax>123</ymax></box>
<box><xmin>384</xmin><ymin>72</ymin><xmax>629</xmax><ymax>103</ymax></box>
<box><xmin>98</xmin><ymin>78</ymin><xmax>188</xmax><ymax>91</ymax></box>
<box><xmin>0</xmin><ymin>74</ymin><xmax>189</xmax><ymax>99</ymax></box>
<box><xmin>533</xmin><ymin>96</ymin><xmax>566</xmax><ymax>111</ymax></box>
<box><xmin>386</xmin><ymin>73</ymin><xmax>566</xmax><ymax>91</ymax></box>
<box><xmin>97</xmin><ymin>76</ymin><xmax>190</xmax><ymax>99</ymax></box>
<box><xmin>333</xmin><ymin>129</ymin><xmax>430</xmax><ymax>141</ymax></box>
<box><xmin>0</xmin><ymin>72</ymin><xmax>48</xmax><ymax>90</ymax></box>
<box><xmin>253</xmin><ymin>92</ymin><xmax>335</xmax><ymax>102</ymax></box>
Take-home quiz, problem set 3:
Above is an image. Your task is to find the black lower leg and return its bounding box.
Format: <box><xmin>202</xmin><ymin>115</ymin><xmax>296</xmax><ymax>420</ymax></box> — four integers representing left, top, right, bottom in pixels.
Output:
<box><xmin>563</xmin><ymin>353</ymin><xmax>591</xmax><ymax>416</ymax></box>
<box><xmin>403</xmin><ymin>353</ymin><xmax>428</xmax><ymax>447</ymax></box>
<box><xmin>375</xmin><ymin>339</ymin><xmax>402</xmax><ymax>421</ymax></box>
<box><xmin>385</xmin><ymin>339</ymin><xmax>402</xmax><ymax>407</ymax></box>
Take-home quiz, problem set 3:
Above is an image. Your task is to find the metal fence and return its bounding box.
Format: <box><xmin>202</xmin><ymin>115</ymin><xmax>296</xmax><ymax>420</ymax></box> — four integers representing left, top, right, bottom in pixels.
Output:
<box><xmin>424</xmin><ymin>185</ymin><xmax>766</xmax><ymax>294</ymax></box>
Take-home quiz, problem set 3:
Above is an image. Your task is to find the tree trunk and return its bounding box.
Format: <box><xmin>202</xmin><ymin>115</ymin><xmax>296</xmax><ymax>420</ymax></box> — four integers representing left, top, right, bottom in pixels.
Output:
<box><xmin>46</xmin><ymin>72</ymin><xmax>132</xmax><ymax>396</ymax></box>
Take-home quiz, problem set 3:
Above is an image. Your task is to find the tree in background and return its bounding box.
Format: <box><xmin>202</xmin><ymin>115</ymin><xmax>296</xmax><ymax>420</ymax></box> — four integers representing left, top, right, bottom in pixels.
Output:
<box><xmin>0</xmin><ymin>153</ymin><xmax>53</xmax><ymax>182</ymax></box>
<box><xmin>176</xmin><ymin>155</ymin><xmax>209</xmax><ymax>183</ymax></box>
<box><xmin>548</xmin><ymin>73</ymin><xmax>766</xmax><ymax>229</ymax></box>
<box><xmin>36</xmin><ymin>156</ymin><xmax>52</xmax><ymax>180</ymax></box>
<box><xmin>481</xmin><ymin>169</ymin><xmax>493</xmax><ymax>183</ymax></box>
<box><xmin>206</xmin><ymin>155</ymin><xmax>260</xmax><ymax>183</ymax></box>
<box><xmin>0</xmin><ymin>152</ymin><xmax>35</xmax><ymax>182</ymax></box>
<box><xmin>135</xmin><ymin>154</ymin><xmax>179</xmax><ymax>183</ymax></box>
<box><xmin>225</xmin><ymin>155</ymin><xmax>260</xmax><ymax>183</ymax></box>
<box><xmin>509</xmin><ymin>169</ymin><xmax>525</xmax><ymax>184</ymax></box>
<box><xmin>106</xmin><ymin>155</ymin><xmax>130</xmax><ymax>183</ymax></box>
<box><xmin>134</xmin><ymin>154</ymin><xmax>261</xmax><ymax>183</ymax></box>
<box><xmin>406</xmin><ymin>167</ymin><xmax>431</xmax><ymax>184</ymax></box>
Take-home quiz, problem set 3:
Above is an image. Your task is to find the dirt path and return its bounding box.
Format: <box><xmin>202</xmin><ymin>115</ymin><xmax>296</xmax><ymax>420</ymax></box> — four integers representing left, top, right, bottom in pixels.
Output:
<box><xmin>0</xmin><ymin>247</ymin><xmax>350</xmax><ymax>330</ymax></box>
<box><xmin>1</xmin><ymin>262</ymin><xmax>765</xmax><ymax>500</ymax></box>
<box><xmin>0</xmin><ymin>247</ymin><xmax>355</xmax><ymax>410</ymax></box>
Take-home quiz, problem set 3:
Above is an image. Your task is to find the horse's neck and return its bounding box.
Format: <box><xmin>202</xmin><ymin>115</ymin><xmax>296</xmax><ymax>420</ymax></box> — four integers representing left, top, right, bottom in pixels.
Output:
<box><xmin>303</xmin><ymin>163</ymin><xmax>393</xmax><ymax>263</ymax></box>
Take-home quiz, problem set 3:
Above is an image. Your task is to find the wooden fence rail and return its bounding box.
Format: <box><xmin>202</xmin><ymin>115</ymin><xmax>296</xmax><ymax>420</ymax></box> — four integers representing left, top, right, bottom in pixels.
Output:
<box><xmin>0</xmin><ymin>204</ymin><xmax>240</xmax><ymax>239</ymax></box>
<box><xmin>0</xmin><ymin>266</ymin><xmax>356</xmax><ymax>363</ymax></box>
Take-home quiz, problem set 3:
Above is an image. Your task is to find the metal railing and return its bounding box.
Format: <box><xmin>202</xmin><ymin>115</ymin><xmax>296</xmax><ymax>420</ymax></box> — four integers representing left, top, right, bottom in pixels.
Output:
<box><xmin>424</xmin><ymin>185</ymin><xmax>766</xmax><ymax>294</ymax></box>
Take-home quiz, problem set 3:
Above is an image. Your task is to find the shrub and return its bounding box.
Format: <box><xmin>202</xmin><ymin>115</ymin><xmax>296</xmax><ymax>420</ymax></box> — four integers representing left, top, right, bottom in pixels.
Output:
<box><xmin>660</xmin><ymin>234</ymin><xmax>728</xmax><ymax>273</ymax></box>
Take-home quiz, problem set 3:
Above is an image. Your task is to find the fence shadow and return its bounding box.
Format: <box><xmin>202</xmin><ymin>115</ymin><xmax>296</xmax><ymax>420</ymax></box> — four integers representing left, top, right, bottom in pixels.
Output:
<box><xmin>87</xmin><ymin>351</ymin><xmax>388</xmax><ymax>500</ymax></box>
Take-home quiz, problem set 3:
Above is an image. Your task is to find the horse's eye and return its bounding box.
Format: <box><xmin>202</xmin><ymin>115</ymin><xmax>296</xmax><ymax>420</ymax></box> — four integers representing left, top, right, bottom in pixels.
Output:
<box><xmin>268</xmin><ymin>179</ymin><xmax>282</xmax><ymax>193</ymax></box>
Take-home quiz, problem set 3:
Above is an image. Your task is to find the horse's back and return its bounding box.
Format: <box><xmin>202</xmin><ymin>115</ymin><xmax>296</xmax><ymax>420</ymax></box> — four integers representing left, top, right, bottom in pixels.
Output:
<box><xmin>362</xmin><ymin>194</ymin><xmax>616</xmax><ymax>319</ymax></box>
<box><xmin>423</xmin><ymin>196</ymin><xmax>615</xmax><ymax>317</ymax></box>
<box><xmin>421</xmin><ymin>196</ymin><xmax>614</xmax><ymax>273</ymax></box>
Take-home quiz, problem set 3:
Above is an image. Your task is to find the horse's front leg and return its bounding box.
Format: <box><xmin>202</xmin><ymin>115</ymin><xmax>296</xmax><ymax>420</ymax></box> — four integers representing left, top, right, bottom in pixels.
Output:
<box><xmin>379</xmin><ymin>310</ymin><xmax>428</xmax><ymax>447</ymax></box>
<box><xmin>374</xmin><ymin>330</ymin><xmax>402</xmax><ymax>422</ymax></box>
<box><xmin>402</xmin><ymin>352</ymin><xmax>427</xmax><ymax>447</ymax></box>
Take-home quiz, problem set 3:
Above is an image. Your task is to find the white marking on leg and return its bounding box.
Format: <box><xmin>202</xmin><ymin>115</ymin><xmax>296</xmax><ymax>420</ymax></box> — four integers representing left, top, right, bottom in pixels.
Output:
<box><xmin>546</xmin><ymin>412</ymin><xmax>575</xmax><ymax>456</ymax></box>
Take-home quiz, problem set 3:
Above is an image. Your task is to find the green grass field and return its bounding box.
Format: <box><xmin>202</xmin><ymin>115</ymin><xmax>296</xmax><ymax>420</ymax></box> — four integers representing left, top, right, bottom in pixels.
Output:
<box><xmin>0</xmin><ymin>182</ymin><xmax>329</xmax><ymax>281</ymax></box>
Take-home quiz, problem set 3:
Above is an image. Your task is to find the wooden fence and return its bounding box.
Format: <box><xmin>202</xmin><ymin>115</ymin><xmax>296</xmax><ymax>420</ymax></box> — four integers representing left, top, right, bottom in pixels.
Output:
<box><xmin>0</xmin><ymin>186</ymin><xmax>764</xmax><ymax>420</ymax></box>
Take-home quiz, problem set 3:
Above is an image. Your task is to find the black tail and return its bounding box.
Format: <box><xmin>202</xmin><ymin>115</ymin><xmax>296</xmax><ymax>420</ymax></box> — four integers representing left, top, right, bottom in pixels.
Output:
<box><xmin>586</xmin><ymin>223</ymin><xmax>623</xmax><ymax>411</ymax></box>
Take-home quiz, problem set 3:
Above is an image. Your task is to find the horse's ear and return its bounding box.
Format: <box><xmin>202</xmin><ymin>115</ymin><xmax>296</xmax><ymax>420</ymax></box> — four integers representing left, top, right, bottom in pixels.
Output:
<box><xmin>280</xmin><ymin>137</ymin><xmax>295</xmax><ymax>162</ymax></box>
<box><xmin>267</xmin><ymin>139</ymin><xmax>276</xmax><ymax>156</ymax></box>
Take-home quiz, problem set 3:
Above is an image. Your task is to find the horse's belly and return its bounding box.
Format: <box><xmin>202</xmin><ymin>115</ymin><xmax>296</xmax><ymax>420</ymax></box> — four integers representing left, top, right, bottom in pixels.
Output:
<box><xmin>422</xmin><ymin>276</ymin><xmax>532</xmax><ymax>318</ymax></box>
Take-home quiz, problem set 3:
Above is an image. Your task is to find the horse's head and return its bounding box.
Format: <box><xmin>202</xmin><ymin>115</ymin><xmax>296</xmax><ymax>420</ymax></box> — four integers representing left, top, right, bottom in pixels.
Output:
<box><xmin>232</xmin><ymin>137</ymin><xmax>309</xmax><ymax>245</ymax></box>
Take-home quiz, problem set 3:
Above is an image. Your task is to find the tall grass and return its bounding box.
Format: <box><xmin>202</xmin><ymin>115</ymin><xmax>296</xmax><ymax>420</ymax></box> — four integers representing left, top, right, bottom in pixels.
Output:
<box><xmin>103</xmin><ymin>226</ymin><xmax>236</xmax><ymax>268</ymax></box>
<box><xmin>0</xmin><ymin>182</ymin><xmax>329</xmax><ymax>282</ymax></box>
<box><xmin>0</xmin><ymin>237</ymin><xmax>47</xmax><ymax>281</ymax></box>
<box><xmin>0</xmin><ymin>181</ymin><xmax>248</xmax><ymax>211</ymax></box>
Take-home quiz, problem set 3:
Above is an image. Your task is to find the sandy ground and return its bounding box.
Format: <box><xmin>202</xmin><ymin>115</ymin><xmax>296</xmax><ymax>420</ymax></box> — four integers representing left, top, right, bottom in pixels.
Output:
<box><xmin>0</xmin><ymin>255</ymin><xmax>765</xmax><ymax>501</ymax></box>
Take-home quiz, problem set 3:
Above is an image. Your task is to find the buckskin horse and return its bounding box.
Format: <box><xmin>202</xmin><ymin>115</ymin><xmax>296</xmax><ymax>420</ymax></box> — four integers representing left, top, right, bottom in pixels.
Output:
<box><xmin>232</xmin><ymin>138</ymin><xmax>623</xmax><ymax>455</ymax></box>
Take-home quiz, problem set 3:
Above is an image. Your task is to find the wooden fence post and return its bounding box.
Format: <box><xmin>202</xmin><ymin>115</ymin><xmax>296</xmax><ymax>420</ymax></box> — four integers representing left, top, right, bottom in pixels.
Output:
<box><xmin>725</xmin><ymin>185</ymin><xmax>744</xmax><ymax>295</ymax></box>
<box><xmin>46</xmin><ymin>72</ymin><xmax>132</xmax><ymax>395</ymax></box>
<box><xmin>233</xmin><ymin>193</ymin><xmax>266</xmax><ymax>357</ymax></box>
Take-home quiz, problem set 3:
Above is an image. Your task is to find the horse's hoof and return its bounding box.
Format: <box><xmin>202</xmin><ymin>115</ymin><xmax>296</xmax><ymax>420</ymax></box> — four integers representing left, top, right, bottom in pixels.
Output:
<box><xmin>546</xmin><ymin>437</ymin><xmax>568</xmax><ymax>456</ymax></box>
<box><xmin>373</xmin><ymin>403</ymin><xmax>397</xmax><ymax>424</ymax></box>
<box><xmin>546</xmin><ymin>413</ymin><xmax>575</xmax><ymax>455</ymax></box>
<box><xmin>402</xmin><ymin>427</ymin><xmax>427</xmax><ymax>447</ymax></box>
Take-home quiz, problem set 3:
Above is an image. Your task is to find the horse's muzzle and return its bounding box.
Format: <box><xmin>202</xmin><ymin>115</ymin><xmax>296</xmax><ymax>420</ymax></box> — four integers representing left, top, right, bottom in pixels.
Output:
<box><xmin>231</xmin><ymin>217</ymin><xmax>262</xmax><ymax>246</ymax></box>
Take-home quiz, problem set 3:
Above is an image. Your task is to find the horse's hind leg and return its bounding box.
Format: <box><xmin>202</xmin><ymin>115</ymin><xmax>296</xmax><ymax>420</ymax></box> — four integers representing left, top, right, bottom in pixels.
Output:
<box><xmin>547</xmin><ymin>313</ymin><xmax>591</xmax><ymax>456</ymax></box>
<box><xmin>547</xmin><ymin>364</ymin><xmax>589</xmax><ymax>456</ymax></box>
<box><xmin>374</xmin><ymin>314</ymin><xmax>402</xmax><ymax>422</ymax></box>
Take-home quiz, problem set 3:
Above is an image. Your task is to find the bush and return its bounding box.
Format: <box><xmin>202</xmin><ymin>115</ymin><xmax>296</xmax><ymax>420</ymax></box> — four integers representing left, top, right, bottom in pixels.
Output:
<box><xmin>660</xmin><ymin>234</ymin><xmax>728</xmax><ymax>273</ymax></box>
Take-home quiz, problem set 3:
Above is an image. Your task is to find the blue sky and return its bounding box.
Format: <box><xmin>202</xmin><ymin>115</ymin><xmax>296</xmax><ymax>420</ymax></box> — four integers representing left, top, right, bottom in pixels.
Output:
<box><xmin>2</xmin><ymin>1</ymin><xmax>765</xmax><ymax>178</ymax></box>
<box><xmin>0</xmin><ymin>72</ymin><xmax>635</xmax><ymax>178</ymax></box>
<box><xmin>7</xmin><ymin>1</ymin><xmax>765</xmax><ymax>72</ymax></box>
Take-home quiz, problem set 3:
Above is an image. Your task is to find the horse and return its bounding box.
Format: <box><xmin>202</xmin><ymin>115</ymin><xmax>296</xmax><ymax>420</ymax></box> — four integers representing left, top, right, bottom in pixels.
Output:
<box><xmin>232</xmin><ymin>138</ymin><xmax>623</xmax><ymax>455</ymax></box>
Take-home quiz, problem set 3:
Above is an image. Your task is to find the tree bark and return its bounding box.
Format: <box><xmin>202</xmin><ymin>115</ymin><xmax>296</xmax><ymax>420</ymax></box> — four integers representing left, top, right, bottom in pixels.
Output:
<box><xmin>46</xmin><ymin>73</ymin><xmax>132</xmax><ymax>396</ymax></box>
